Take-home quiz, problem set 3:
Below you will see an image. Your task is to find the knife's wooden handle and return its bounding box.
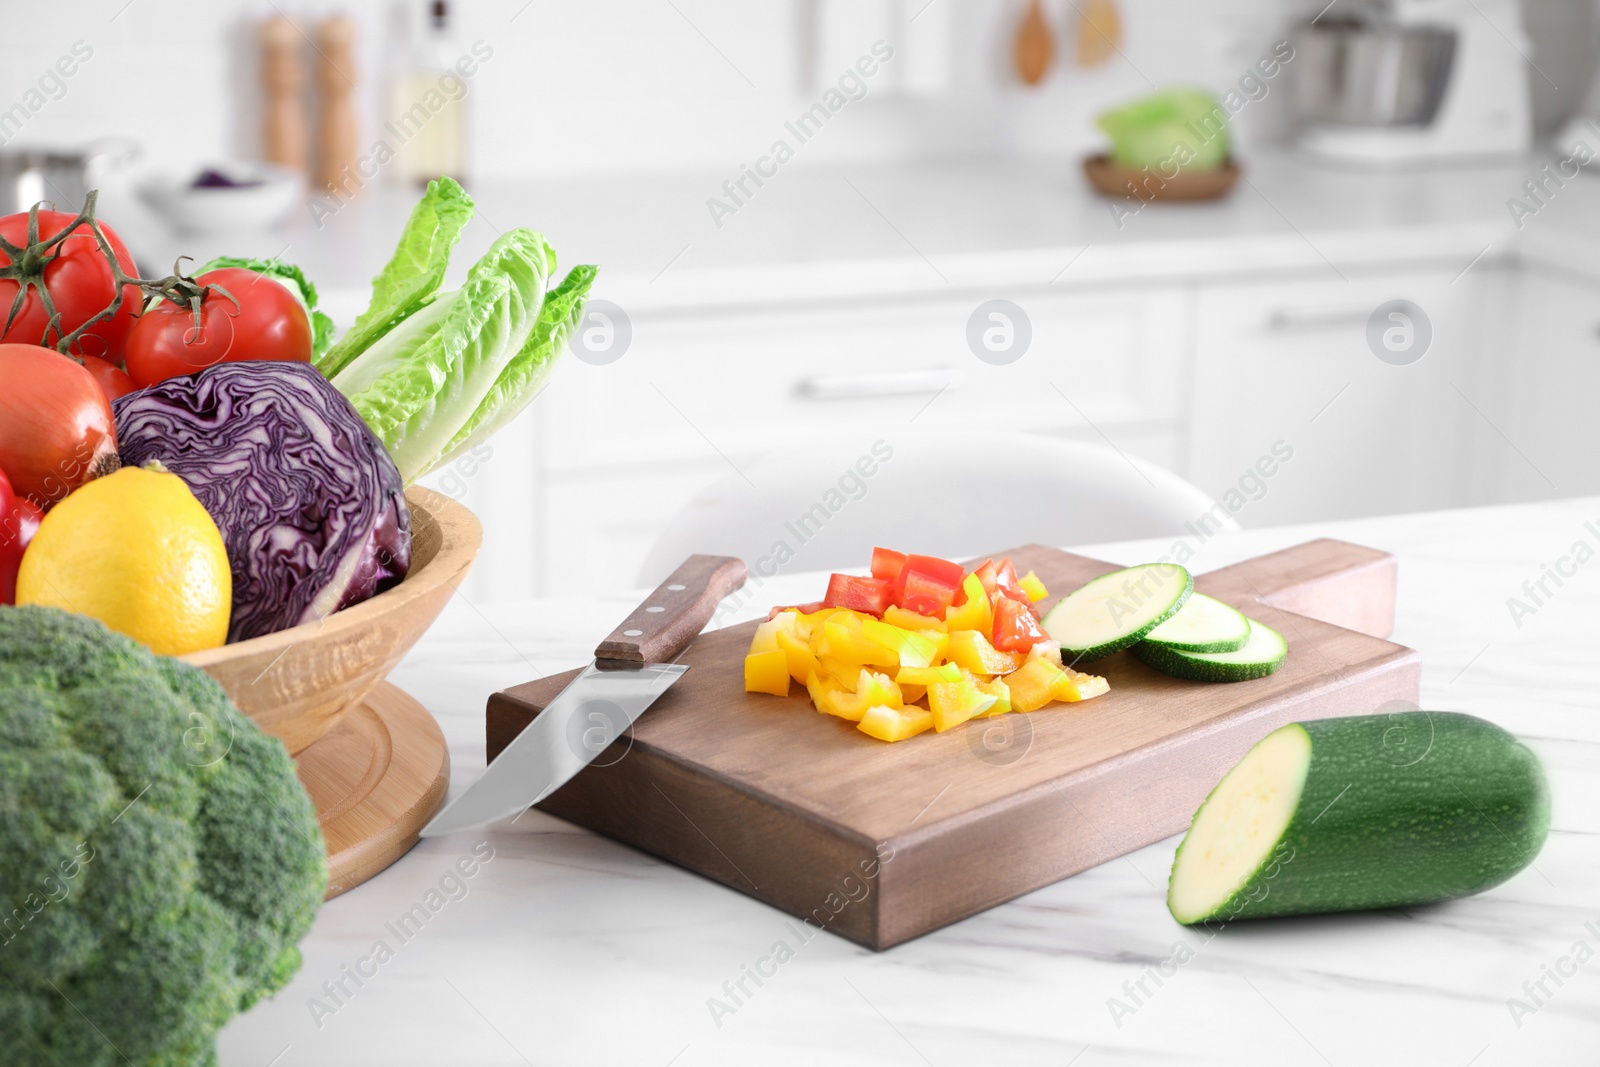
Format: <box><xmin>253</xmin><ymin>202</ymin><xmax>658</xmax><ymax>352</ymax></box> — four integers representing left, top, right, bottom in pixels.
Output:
<box><xmin>595</xmin><ymin>555</ymin><xmax>748</xmax><ymax>664</ymax></box>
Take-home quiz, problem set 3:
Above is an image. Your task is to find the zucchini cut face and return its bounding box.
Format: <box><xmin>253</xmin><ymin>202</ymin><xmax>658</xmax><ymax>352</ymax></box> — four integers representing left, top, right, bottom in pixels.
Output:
<box><xmin>1041</xmin><ymin>563</ymin><xmax>1192</xmax><ymax>661</ymax></box>
<box><xmin>1141</xmin><ymin>592</ymin><xmax>1251</xmax><ymax>653</ymax></box>
<box><xmin>1168</xmin><ymin>723</ymin><xmax>1310</xmax><ymax>925</ymax></box>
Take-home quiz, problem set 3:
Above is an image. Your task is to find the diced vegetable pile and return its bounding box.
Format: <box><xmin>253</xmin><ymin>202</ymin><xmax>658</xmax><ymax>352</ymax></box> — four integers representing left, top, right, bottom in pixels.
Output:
<box><xmin>743</xmin><ymin>548</ymin><xmax>1109</xmax><ymax>743</ymax></box>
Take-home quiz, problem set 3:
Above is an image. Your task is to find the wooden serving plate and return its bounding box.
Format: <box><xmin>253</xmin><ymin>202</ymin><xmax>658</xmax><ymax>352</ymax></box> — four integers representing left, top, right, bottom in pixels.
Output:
<box><xmin>1082</xmin><ymin>153</ymin><xmax>1240</xmax><ymax>202</ymax></box>
<box><xmin>486</xmin><ymin>539</ymin><xmax>1419</xmax><ymax>950</ymax></box>
<box><xmin>298</xmin><ymin>682</ymin><xmax>450</xmax><ymax>899</ymax></box>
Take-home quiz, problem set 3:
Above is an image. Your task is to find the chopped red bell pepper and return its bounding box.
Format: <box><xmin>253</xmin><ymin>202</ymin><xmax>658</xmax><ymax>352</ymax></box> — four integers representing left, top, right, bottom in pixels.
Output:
<box><xmin>768</xmin><ymin>601</ymin><xmax>825</xmax><ymax>620</ymax></box>
<box><xmin>975</xmin><ymin>557</ymin><xmax>1030</xmax><ymax>604</ymax></box>
<box><xmin>992</xmin><ymin>595</ymin><xmax>1047</xmax><ymax>652</ymax></box>
<box><xmin>895</xmin><ymin>554</ymin><xmax>966</xmax><ymax>616</ymax></box>
<box><xmin>823</xmin><ymin>574</ymin><xmax>893</xmax><ymax>616</ymax></box>
<box><xmin>870</xmin><ymin>547</ymin><xmax>907</xmax><ymax>583</ymax></box>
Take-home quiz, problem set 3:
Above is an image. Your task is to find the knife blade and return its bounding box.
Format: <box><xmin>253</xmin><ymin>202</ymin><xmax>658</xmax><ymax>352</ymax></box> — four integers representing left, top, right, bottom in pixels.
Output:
<box><xmin>420</xmin><ymin>554</ymin><xmax>747</xmax><ymax>837</ymax></box>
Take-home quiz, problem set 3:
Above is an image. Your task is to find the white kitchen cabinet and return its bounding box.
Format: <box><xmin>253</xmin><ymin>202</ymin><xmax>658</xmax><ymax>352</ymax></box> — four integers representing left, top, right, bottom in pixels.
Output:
<box><xmin>463</xmin><ymin>284</ymin><xmax>1191</xmax><ymax>597</ymax></box>
<box><xmin>1186</xmin><ymin>267</ymin><xmax>1488</xmax><ymax>528</ymax></box>
<box><xmin>1466</xmin><ymin>263</ymin><xmax>1600</xmax><ymax>505</ymax></box>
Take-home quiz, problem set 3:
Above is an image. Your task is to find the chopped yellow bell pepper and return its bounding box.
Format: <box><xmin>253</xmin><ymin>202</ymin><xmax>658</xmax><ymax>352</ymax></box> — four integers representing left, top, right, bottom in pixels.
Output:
<box><xmin>920</xmin><ymin>629</ymin><xmax>950</xmax><ymax>665</ymax></box>
<box><xmin>884</xmin><ymin>605</ymin><xmax>946</xmax><ymax>633</ymax></box>
<box><xmin>1051</xmin><ymin>666</ymin><xmax>1110</xmax><ymax>702</ymax></box>
<box><xmin>895</xmin><ymin>663</ymin><xmax>962</xmax><ymax>687</ymax></box>
<box><xmin>744</xmin><ymin>649</ymin><xmax>791</xmax><ymax>696</ymax></box>
<box><xmin>944</xmin><ymin>574</ymin><xmax>993</xmax><ymax>639</ymax></box>
<box><xmin>820</xmin><ymin>614</ymin><xmax>899</xmax><ymax>669</ymax></box>
<box><xmin>972</xmin><ymin>673</ymin><xmax>1012</xmax><ymax>716</ymax></box>
<box><xmin>775</xmin><ymin>629</ymin><xmax>819</xmax><ymax>685</ymax></box>
<box><xmin>806</xmin><ymin>670</ymin><xmax>847</xmax><ymax>709</ymax></box>
<box><xmin>928</xmin><ymin>673</ymin><xmax>997</xmax><ymax>732</ymax></box>
<box><xmin>748</xmin><ymin>611</ymin><xmax>798</xmax><ymax>655</ymax></box>
<box><xmin>946</xmin><ymin>629</ymin><xmax>1026</xmax><ymax>677</ymax></box>
<box><xmin>1018</xmin><ymin>571</ymin><xmax>1049</xmax><ymax>602</ymax></box>
<box><xmin>858</xmin><ymin>703</ymin><xmax>934</xmax><ymax>742</ymax></box>
<box><xmin>860</xmin><ymin>617</ymin><xmax>939</xmax><ymax>669</ymax></box>
<box><xmin>1004</xmin><ymin>658</ymin><xmax>1067</xmax><ymax>712</ymax></box>
<box><xmin>818</xmin><ymin>669</ymin><xmax>902</xmax><ymax>722</ymax></box>
<box><xmin>817</xmin><ymin>656</ymin><xmax>860</xmax><ymax>690</ymax></box>
<box><xmin>899</xmin><ymin>683</ymin><xmax>927</xmax><ymax>704</ymax></box>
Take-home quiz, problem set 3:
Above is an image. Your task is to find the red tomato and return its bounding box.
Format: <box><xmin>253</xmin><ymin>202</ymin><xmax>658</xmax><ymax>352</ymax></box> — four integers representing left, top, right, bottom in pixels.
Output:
<box><xmin>992</xmin><ymin>595</ymin><xmax>1047</xmax><ymax>653</ymax></box>
<box><xmin>823</xmin><ymin>574</ymin><xmax>893</xmax><ymax>616</ymax></box>
<box><xmin>869</xmin><ymin>547</ymin><xmax>906</xmax><ymax>583</ymax></box>
<box><xmin>0</xmin><ymin>344</ymin><xmax>119</xmax><ymax>508</ymax></box>
<box><xmin>0</xmin><ymin>466</ymin><xmax>42</xmax><ymax>604</ymax></box>
<box><xmin>0</xmin><ymin>209</ymin><xmax>141</xmax><ymax>361</ymax></box>
<box><xmin>124</xmin><ymin>267</ymin><xmax>312</xmax><ymax>387</ymax></box>
<box><xmin>82</xmin><ymin>355</ymin><xmax>137</xmax><ymax>402</ymax></box>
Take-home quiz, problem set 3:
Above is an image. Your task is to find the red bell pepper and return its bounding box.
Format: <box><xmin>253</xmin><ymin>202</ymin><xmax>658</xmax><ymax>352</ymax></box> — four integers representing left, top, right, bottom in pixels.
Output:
<box><xmin>768</xmin><ymin>601</ymin><xmax>825</xmax><ymax>620</ymax></box>
<box><xmin>894</xmin><ymin>553</ymin><xmax>966</xmax><ymax>615</ymax></box>
<box><xmin>870</xmin><ymin>547</ymin><xmax>907</xmax><ymax>583</ymax></box>
<box><xmin>823</xmin><ymin>574</ymin><xmax>893</xmax><ymax>616</ymax></box>
<box><xmin>975</xmin><ymin>557</ymin><xmax>1029</xmax><ymax>604</ymax></box>
<box><xmin>0</xmin><ymin>467</ymin><xmax>41</xmax><ymax>605</ymax></box>
<box><xmin>991</xmin><ymin>595</ymin><xmax>1047</xmax><ymax>653</ymax></box>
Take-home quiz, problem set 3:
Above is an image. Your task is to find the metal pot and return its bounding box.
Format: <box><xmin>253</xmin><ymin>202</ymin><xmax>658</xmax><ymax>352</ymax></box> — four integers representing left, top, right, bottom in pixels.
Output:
<box><xmin>1292</xmin><ymin>18</ymin><xmax>1458</xmax><ymax>126</ymax></box>
<box><xmin>0</xmin><ymin>139</ymin><xmax>138</xmax><ymax>215</ymax></box>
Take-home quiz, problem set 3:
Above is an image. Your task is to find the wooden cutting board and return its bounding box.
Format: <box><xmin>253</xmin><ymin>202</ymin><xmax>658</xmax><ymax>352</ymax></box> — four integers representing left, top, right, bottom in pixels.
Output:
<box><xmin>486</xmin><ymin>540</ymin><xmax>1419</xmax><ymax>950</ymax></box>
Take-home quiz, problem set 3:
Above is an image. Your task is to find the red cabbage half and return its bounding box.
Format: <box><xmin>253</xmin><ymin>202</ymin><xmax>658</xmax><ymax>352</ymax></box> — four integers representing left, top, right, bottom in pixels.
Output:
<box><xmin>113</xmin><ymin>361</ymin><xmax>411</xmax><ymax>643</ymax></box>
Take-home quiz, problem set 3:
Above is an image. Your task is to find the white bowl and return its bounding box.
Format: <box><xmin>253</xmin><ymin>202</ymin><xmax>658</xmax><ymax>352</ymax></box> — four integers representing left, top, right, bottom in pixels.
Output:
<box><xmin>138</xmin><ymin>162</ymin><xmax>303</xmax><ymax>234</ymax></box>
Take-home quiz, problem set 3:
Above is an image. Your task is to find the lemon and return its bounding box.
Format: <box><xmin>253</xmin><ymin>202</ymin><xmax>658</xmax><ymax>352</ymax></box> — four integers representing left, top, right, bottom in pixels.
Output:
<box><xmin>17</xmin><ymin>465</ymin><xmax>231</xmax><ymax>655</ymax></box>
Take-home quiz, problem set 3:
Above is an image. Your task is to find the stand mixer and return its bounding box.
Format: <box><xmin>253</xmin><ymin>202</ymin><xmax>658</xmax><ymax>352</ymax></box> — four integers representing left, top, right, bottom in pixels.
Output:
<box><xmin>1293</xmin><ymin>0</ymin><xmax>1532</xmax><ymax>165</ymax></box>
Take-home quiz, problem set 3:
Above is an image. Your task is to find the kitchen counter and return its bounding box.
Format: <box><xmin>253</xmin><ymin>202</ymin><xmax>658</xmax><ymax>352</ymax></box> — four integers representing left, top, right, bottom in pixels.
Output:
<box><xmin>115</xmin><ymin>149</ymin><xmax>1599</xmax><ymax>320</ymax></box>
<box><xmin>220</xmin><ymin>496</ymin><xmax>1600</xmax><ymax>1066</ymax></box>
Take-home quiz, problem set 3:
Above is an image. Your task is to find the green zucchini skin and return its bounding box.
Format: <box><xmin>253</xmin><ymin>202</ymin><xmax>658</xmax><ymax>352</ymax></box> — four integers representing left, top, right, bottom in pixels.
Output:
<box><xmin>1171</xmin><ymin>712</ymin><xmax>1550</xmax><ymax>925</ymax></box>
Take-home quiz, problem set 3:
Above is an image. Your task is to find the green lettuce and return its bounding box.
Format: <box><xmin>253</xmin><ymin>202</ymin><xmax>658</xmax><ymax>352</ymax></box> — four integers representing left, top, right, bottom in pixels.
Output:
<box><xmin>198</xmin><ymin>253</ymin><xmax>336</xmax><ymax>360</ymax></box>
<box><xmin>315</xmin><ymin>175</ymin><xmax>474</xmax><ymax>379</ymax></box>
<box><xmin>316</xmin><ymin>176</ymin><xmax>597</xmax><ymax>483</ymax></box>
<box><xmin>1097</xmin><ymin>88</ymin><xmax>1230</xmax><ymax>172</ymax></box>
<box><xmin>331</xmin><ymin>229</ymin><xmax>553</xmax><ymax>483</ymax></box>
<box><xmin>435</xmin><ymin>263</ymin><xmax>596</xmax><ymax>467</ymax></box>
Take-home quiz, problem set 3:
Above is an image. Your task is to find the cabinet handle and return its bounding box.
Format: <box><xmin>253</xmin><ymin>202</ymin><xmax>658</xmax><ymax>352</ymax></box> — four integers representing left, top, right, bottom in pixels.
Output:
<box><xmin>1265</xmin><ymin>308</ymin><xmax>1373</xmax><ymax>332</ymax></box>
<box><xmin>796</xmin><ymin>368</ymin><xmax>964</xmax><ymax>401</ymax></box>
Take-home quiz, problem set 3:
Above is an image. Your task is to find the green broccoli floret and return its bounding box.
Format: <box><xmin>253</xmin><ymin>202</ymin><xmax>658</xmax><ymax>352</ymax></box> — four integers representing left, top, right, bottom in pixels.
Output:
<box><xmin>0</xmin><ymin>606</ymin><xmax>328</xmax><ymax>1066</ymax></box>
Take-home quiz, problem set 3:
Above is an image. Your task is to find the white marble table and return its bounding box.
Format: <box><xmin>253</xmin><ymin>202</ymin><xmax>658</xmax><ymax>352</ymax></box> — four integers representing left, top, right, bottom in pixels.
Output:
<box><xmin>220</xmin><ymin>498</ymin><xmax>1600</xmax><ymax>1067</ymax></box>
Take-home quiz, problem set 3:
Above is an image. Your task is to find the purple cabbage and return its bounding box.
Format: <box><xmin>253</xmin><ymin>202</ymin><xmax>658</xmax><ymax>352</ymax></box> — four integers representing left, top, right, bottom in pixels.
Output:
<box><xmin>113</xmin><ymin>361</ymin><xmax>410</xmax><ymax>642</ymax></box>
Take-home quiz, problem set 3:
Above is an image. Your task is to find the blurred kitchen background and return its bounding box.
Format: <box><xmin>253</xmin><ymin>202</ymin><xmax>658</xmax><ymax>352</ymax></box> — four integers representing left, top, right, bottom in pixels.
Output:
<box><xmin>9</xmin><ymin>0</ymin><xmax>1600</xmax><ymax>601</ymax></box>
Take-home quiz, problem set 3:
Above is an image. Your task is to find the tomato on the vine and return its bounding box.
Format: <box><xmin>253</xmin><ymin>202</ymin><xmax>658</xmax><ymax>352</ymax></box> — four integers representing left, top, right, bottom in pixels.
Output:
<box><xmin>0</xmin><ymin>208</ymin><xmax>141</xmax><ymax>361</ymax></box>
<box><xmin>82</xmin><ymin>355</ymin><xmax>136</xmax><ymax>402</ymax></box>
<box><xmin>123</xmin><ymin>266</ymin><xmax>313</xmax><ymax>387</ymax></box>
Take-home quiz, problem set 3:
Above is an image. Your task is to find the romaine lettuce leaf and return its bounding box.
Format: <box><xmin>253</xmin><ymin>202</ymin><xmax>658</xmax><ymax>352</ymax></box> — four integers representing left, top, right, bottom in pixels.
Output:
<box><xmin>331</xmin><ymin>228</ymin><xmax>553</xmax><ymax>483</ymax></box>
<box><xmin>427</xmin><ymin>263</ymin><xmax>596</xmax><ymax>475</ymax></box>
<box><xmin>315</xmin><ymin>176</ymin><xmax>474</xmax><ymax>378</ymax></box>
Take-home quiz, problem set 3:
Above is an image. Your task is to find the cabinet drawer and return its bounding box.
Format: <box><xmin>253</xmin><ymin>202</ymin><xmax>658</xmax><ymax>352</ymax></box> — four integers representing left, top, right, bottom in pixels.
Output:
<box><xmin>545</xmin><ymin>286</ymin><xmax>1189</xmax><ymax>473</ymax></box>
<box><xmin>1188</xmin><ymin>270</ymin><xmax>1484</xmax><ymax>526</ymax></box>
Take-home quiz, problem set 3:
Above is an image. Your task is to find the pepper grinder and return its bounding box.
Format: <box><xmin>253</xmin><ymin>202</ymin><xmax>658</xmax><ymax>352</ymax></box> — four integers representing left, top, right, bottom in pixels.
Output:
<box><xmin>315</xmin><ymin>15</ymin><xmax>360</xmax><ymax>195</ymax></box>
<box><xmin>260</xmin><ymin>16</ymin><xmax>308</xmax><ymax>176</ymax></box>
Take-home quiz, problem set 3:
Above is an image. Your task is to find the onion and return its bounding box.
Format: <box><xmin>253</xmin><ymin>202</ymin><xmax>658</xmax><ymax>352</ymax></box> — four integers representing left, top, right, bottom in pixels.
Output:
<box><xmin>0</xmin><ymin>344</ymin><xmax>120</xmax><ymax>509</ymax></box>
<box><xmin>113</xmin><ymin>361</ymin><xmax>410</xmax><ymax>642</ymax></box>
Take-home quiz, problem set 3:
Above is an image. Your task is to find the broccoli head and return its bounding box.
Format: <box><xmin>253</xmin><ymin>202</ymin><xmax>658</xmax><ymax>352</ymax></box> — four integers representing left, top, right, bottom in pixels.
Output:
<box><xmin>0</xmin><ymin>606</ymin><xmax>328</xmax><ymax>1066</ymax></box>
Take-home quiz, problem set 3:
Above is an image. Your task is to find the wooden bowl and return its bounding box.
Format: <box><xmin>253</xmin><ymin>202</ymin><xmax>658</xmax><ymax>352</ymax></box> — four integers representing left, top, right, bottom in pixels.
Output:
<box><xmin>1082</xmin><ymin>154</ymin><xmax>1240</xmax><ymax>202</ymax></box>
<box><xmin>181</xmin><ymin>487</ymin><xmax>481</xmax><ymax>755</ymax></box>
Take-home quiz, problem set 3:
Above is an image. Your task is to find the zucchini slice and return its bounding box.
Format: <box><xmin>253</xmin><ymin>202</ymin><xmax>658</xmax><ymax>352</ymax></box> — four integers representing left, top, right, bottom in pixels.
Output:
<box><xmin>1042</xmin><ymin>563</ymin><xmax>1192</xmax><ymax>661</ymax></box>
<box><xmin>1168</xmin><ymin>712</ymin><xmax>1550</xmax><ymax>925</ymax></box>
<box><xmin>1133</xmin><ymin>617</ymin><xmax>1286</xmax><ymax>682</ymax></box>
<box><xmin>1140</xmin><ymin>592</ymin><xmax>1251</xmax><ymax>653</ymax></box>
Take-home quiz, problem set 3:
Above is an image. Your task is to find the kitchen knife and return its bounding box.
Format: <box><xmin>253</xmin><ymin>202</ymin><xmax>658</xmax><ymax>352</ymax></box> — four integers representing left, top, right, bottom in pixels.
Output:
<box><xmin>420</xmin><ymin>554</ymin><xmax>747</xmax><ymax>837</ymax></box>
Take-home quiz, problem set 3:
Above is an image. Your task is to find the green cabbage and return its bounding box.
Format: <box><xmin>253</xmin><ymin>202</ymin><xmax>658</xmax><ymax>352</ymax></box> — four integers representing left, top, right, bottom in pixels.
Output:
<box><xmin>1097</xmin><ymin>88</ymin><xmax>1231</xmax><ymax>171</ymax></box>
